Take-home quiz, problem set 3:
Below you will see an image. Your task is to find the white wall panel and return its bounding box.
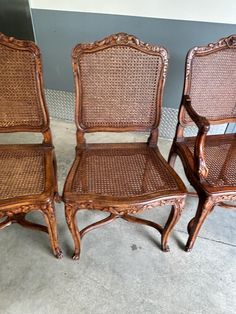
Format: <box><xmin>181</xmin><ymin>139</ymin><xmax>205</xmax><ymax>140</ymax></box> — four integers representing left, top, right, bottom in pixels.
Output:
<box><xmin>30</xmin><ymin>0</ymin><xmax>236</xmax><ymax>24</ymax></box>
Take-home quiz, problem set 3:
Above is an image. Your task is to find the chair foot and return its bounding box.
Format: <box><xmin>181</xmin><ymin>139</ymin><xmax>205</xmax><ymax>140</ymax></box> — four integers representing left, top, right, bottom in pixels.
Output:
<box><xmin>185</xmin><ymin>245</ymin><xmax>192</xmax><ymax>253</ymax></box>
<box><xmin>161</xmin><ymin>243</ymin><xmax>170</xmax><ymax>252</ymax></box>
<box><xmin>72</xmin><ymin>250</ymin><xmax>81</xmax><ymax>261</ymax></box>
<box><xmin>55</xmin><ymin>247</ymin><xmax>63</xmax><ymax>259</ymax></box>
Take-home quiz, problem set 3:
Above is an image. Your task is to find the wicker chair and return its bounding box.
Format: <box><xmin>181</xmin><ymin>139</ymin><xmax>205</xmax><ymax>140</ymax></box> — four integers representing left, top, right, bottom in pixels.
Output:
<box><xmin>169</xmin><ymin>35</ymin><xmax>236</xmax><ymax>251</ymax></box>
<box><xmin>63</xmin><ymin>33</ymin><xmax>186</xmax><ymax>260</ymax></box>
<box><xmin>0</xmin><ymin>33</ymin><xmax>62</xmax><ymax>258</ymax></box>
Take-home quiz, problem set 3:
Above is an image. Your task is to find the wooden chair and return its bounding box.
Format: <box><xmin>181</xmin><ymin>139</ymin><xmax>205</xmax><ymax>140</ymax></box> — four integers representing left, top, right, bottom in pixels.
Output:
<box><xmin>0</xmin><ymin>33</ymin><xmax>62</xmax><ymax>258</ymax></box>
<box><xmin>169</xmin><ymin>35</ymin><xmax>236</xmax><ymax>251</ymax></box>
<box><xmin>63</xmin><ymin>33</ymin><xmax>186</xmax><ymax>260</ymax></box>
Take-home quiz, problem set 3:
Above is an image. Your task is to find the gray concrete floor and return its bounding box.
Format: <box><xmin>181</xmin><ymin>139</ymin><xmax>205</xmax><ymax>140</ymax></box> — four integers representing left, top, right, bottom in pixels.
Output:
<box><xmin>0</xmin><ymin>119</ymin><xmax>235</xmax><ymax>314</ymax></box>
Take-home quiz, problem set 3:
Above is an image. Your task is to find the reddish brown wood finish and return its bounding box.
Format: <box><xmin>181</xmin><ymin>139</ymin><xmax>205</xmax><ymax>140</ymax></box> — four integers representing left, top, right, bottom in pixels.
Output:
<box><xmin>63</xmin><ymin>33</ymin><xmax>186</xmax><ymax>260</ymax></box>
<box><xmin>168</xmin><ymin>34</ymin><xmax>236</xmax><ymax>251</ymax></box>
<box><xmin>0</xmin><ymin>33</ymin><xmax>62</xmax><ymax>258</ymax></box>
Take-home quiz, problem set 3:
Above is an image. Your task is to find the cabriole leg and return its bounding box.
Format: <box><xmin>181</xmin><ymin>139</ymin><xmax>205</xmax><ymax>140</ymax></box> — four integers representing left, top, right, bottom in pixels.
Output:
<box><xmin>186</xmin><ymin>197</ymin><xmax>214</xmax><ymax>252</ymax></box>
<box><xmin>65</xmin><ymin>204</ymin><xmax>81</xmax><ymax>260</ymax></box>
<box><xmin>43</xmin><ymin>202</ymin><xmax>63</xmax><ymax>259</ymax></box>
<box><xmin>161</xmin><ymin>200</ymin><xmax>183</xmax><ymax>252</ymax></box>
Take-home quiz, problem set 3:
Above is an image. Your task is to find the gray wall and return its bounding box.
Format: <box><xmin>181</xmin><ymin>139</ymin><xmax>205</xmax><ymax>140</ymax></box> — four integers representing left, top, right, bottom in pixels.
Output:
<box><xmin>32</xmin><ymin>9</ymin><xmax>236</xmax><ymax>109</ymax></box>
<box><xmin>0</xmin><ymin>0</ymin><xmax>34</xmax><ymax>40</ymax></box>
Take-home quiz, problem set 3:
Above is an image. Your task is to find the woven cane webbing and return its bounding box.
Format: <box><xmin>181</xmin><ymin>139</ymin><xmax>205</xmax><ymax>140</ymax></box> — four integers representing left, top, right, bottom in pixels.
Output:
<box><xmin>185</xmin><ymin>48</ymin><xmax>236</xmax><ymax>123</ymax></box>
<box><xmin>71</xmin><ymin>145</ymin><xmax>179</xmax><ymax>197</ymax></box>
<box><xmin>184</xmin><ymin>138</ymin><xmax>236</xmax><ymax>187</ymax></box>
<box><xmin>0</xmin><ymin>149</ymin><xmax>45</xmax><ymax>199</ymax></box>
<box><xmin>79</xmin><ymin>46</ymin><xmax>162</xmax><ymax>129</ymax></box>
<box><xmin>0</xmin><ymin>44</ymin><xmax>45</xmax><ymax>129</ymax></box>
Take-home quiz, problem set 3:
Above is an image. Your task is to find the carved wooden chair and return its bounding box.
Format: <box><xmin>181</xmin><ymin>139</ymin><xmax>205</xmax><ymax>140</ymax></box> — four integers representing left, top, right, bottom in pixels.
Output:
<box><xmin>168</xmin><ymin>35</ymin><xmax>236</xmax><ymax>251</ymax></box>
<box><xmin>0</xmin><ymin>33</ymin><xmax>62</xmax><ymax>258</ymax></box>
<box><xmin>63</xmin><ymin>33</ymin><xmax>186</xmax><ymax>260</ymax></box>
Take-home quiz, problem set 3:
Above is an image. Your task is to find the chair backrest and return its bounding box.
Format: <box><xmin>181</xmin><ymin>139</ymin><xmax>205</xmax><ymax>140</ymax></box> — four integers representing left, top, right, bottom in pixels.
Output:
<box><xmin>0</xmin><ymin>33</ymin><xmax>50</xmax><ymax>134</ymax></box>
<box><xmin>72</xmin><ymin>33</ymin><xmax>168</xmax><ymax>141</ymax></box>
<box><xmin>180</xmin><ymin>34</ymin><xmax>236</xmax><ymax>126</ymax></box>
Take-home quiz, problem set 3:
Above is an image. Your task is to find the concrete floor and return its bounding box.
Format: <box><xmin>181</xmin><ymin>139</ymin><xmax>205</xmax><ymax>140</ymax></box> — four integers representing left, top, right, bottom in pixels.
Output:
<box><xmin>0</xmin><ymin>119</ymin><xmax>235</xmax><ymax>314</ymax></box>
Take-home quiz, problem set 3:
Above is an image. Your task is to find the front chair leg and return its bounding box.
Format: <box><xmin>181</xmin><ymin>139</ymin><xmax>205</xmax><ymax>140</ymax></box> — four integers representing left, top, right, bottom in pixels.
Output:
<box><xmin>65</xmin><ymin>204</ymin><xmax>81</xmax><ymax>260</ymax></box>
<box><xmin>186</xmin><ymin>197</ymin><xmax>214</xmax><ymax>252</ymax></box>
<box><xmin>42</xmin><ymin>202</ymin><xmax>63</xmax><ymax>259</ymax></box>
<box><xmin>161</xmin><ymin>201</ymin><xmax>183</xmax><ymax>252</ymax></box>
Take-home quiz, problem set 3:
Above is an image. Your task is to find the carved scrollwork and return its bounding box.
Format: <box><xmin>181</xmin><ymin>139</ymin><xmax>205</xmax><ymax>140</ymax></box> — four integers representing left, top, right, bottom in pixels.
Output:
<box><xmin>0</xmin><ymin>201</ymin><xmax>56</xmax><ymax>219</ymax></box>
<box><xmin>185</xmin><ymin>34</ymin><xmax>236</xmax><ymax>79</ymax></box>
<box><xmin>74</xmin><ymin>32</ymin><xmax>165</xmax><ymax>52</ymax></box>
<box><xmin>72</xmin><ymin>197</ymin><xmax>185</xmax><ymax>216</ymax></box>
<box><xmin>41</xmin><ymin>202</ymin><xmax>56</xmax><ymax>219</ymax></box>
<box><xmin>186</xmin><ymin>47</ymin><xmax>198</xmax><ymax>78</ymax></box>
<box><xmin>72</xmin><ymin>32</ymin><xmax>168</xmax><ymax>79</ymax></box>
<box><xmin>212</xmin><ymin>194</ymin><xmax>236</xmax><ymax>205</ymax></box>
<box><xmin>0</xmin><ymin>204</ymin><xmax>37</xmax><ymax>219</ymax></box>
<box><xmin>198</xmin><ymin>156</ymin><xmax>209</xmax><ymax>180</ymax></box>
<box><xmin>0</xmin><ymin>32</ymin><xmax>40</xmax><ymax>56</ymax></box>
<box><xmin>225</xmin><ymin>35</ymin><xmax>236</xmax><ymax>48</ymax></box>
<box><xmin>65</xmin><ymin>203</ymin><xmax>76</xmax><ymax>226</ymax></box>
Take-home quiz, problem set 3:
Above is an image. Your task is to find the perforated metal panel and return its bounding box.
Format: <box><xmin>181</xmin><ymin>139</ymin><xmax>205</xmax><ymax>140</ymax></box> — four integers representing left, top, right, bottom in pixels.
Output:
<box><xmin>159</xmin><ymin>107</ymin><xmax>178</xmax><ymax>138</ymax></box>
<box><xmin>184</xmin><ymin>123</ymin><xmax>228</xmax><ymax>137</ymax></box>
<box><xmin>45</xmin><ymin>89</ymin><xmax>75</xmax><ymax>121</ymax></box>
<box><xmin>45</xmin><ymin>89</ymin><xmax>227</xmax><ymax>139</ymax></box>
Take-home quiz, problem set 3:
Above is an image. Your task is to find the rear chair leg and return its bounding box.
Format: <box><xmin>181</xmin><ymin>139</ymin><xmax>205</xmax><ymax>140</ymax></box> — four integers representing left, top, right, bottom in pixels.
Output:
<box><xmin>168</xmin><ymin>145</ymin><xmax>178</xmax><ymax>168</ymax></box>
<box><xmin>53</xmin><ymin>152</ymin><xmax>61</xmax><ymax>203</ymax></box>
